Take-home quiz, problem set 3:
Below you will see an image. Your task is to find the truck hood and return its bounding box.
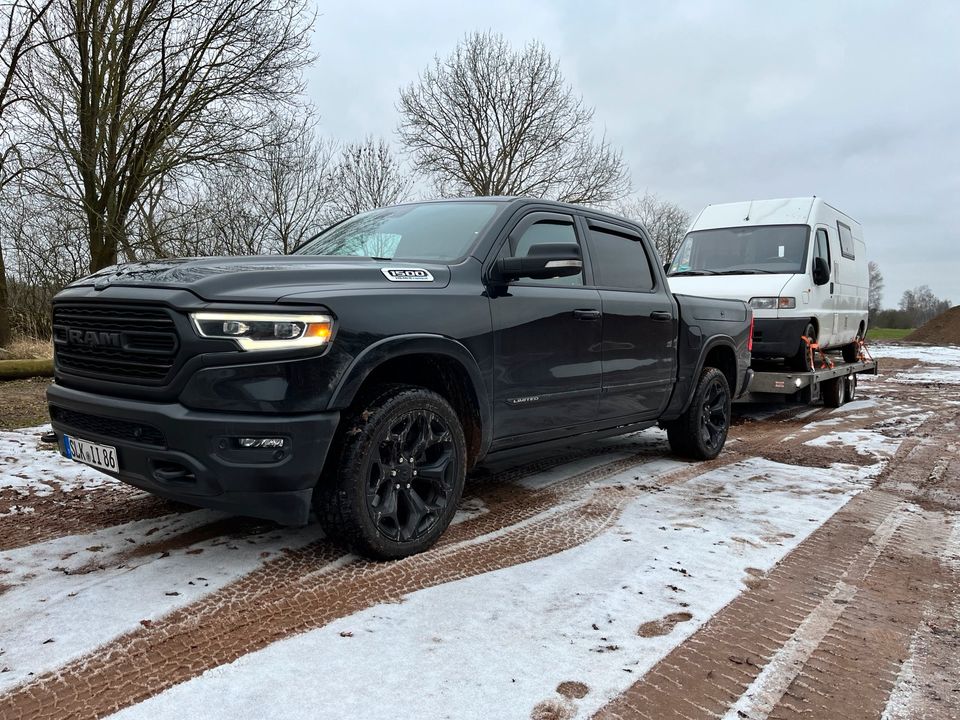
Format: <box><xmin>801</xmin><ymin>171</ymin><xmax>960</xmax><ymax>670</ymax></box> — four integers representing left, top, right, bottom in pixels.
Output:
<box><xmin>666</xmin><ymin>274</ymin><xmax>793</xmax><ymax>302</ymax></box>
<box><xmin>68</xmin><ymin>256</ymin><xmax>453</xmax><ymax>303</ymax></box>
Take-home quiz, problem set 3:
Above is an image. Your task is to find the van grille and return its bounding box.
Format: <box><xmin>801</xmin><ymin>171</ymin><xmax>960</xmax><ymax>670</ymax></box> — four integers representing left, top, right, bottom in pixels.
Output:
<box><xmin>53</xmin><ymin>303</ymin><xmax>180</xmax><ymax>385</ymax></box>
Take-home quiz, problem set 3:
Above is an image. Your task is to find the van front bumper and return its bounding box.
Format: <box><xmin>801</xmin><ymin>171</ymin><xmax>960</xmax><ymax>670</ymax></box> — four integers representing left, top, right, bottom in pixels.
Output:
<box><xmin>751</xmin><ymin>317</ymin><xmax>810</xmax><ymax>357</ymax></box>
<box><xmin>46</xmin><ymin>383</ymin><xmax>339</xmax><ymax>525</ymax></box>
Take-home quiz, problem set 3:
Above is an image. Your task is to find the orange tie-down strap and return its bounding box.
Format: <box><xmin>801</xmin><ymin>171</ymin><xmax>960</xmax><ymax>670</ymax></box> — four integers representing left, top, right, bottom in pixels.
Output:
<box><xmin>802</xmin><ymin>335</ymin><xmax>835</xmax><ymax>370</ymax></box>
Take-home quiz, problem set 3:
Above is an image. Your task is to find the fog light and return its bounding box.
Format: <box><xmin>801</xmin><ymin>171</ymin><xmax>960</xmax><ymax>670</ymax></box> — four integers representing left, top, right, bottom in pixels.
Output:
<box><xmin>238</xmin><ymin>437</ymin><xmax>285</xmax><ymax>449</ymax></box>
<box><xmin>794</xmin><ymin>378</ymin><xmax>803</xmax><ymax>388</ymax></box>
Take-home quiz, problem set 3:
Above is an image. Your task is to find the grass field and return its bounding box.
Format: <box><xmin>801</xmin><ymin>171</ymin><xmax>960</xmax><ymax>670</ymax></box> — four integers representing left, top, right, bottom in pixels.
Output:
<box><xmin>868</xmin><ymin>327</ymin><xmax>914</xmax><ymax>341</ymax></box>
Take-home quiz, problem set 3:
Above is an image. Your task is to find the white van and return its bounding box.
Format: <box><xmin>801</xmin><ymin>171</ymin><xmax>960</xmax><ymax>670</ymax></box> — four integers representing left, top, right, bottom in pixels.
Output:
<box><xmin>667</xmin><ymin>197</ymin><xmax>868</xmax><ymax>369</ymax></box>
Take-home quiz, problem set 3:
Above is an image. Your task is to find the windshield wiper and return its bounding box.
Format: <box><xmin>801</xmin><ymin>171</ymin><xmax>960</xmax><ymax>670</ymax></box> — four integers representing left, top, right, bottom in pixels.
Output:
<box><xmin>714</xmin><ymin>269</ymin><xmax>777</xmax><ymax>275</ymax></box>
<box><xmin>667</xmin><ymin>270</ymin><xmax>718</xmax><ymax>276</ymax></box>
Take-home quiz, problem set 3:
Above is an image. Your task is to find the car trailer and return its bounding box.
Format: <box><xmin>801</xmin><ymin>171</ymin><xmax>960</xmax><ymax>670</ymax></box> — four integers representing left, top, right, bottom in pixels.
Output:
<box><xmin>738</xmin><ymin>341</ymin><xmax>878</xmax><ymax>408</ymax></box>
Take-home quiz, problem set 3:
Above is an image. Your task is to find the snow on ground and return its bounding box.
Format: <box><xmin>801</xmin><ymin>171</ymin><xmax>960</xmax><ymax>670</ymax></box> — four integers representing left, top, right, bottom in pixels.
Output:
<box><xmin>0</xmin><ymin>512</ymin><xmax>323</xmax><ymax>693</ymax></box>
<box><xmin>109</xmin><ymin>458</ymin><xmax>880</xmax><ymax>720</ymax></box>
<box><xmin>890</xmin><ymin>368</ymin><xmax>960</xmax><ymax>384</ymax></box>
<box><xmin>870</xmin><ymin>344</ymin><xmax>960</xmax><ymax>366</ymax></box>
<box><xmin>0</xmin><ymin>424</ymin><xmax>121</xmax><ymax>496</ymax></box>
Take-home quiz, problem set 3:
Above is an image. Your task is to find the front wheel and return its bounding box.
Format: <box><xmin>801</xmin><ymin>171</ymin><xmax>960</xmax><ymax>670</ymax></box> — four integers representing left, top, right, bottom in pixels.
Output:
<box><xmin>790</xmin><ymin>322</ymin><xmax>817</xmax><ymax>371</ymax></box>
<box><xmin>666</xmin><ymin>367</ymin><xmax>731</xmax><ymax>460</ymax></box>
<box><xmin>314</xmin><ymin>384</ymin><xmax>467</xmax><ymax>560</ymax></box>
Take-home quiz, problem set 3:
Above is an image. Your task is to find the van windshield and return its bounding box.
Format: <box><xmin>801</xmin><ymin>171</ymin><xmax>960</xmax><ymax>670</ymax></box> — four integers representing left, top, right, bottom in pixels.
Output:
<box><xmin>668</xmin><ymin>225</ymin><xmax>810</xmax><ymax>276</ymax></box>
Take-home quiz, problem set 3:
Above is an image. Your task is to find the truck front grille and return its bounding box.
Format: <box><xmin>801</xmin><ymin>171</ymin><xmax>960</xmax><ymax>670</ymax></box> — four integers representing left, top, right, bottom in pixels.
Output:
<box><xmin>53</xmin><ymin>303</ymin><xmax>180</xmax><ymax>385</ymax></box>
<box><xmin>49</xmin><ymin>405</ymin><xmax>167</xmax><ymax>447</ymax></box>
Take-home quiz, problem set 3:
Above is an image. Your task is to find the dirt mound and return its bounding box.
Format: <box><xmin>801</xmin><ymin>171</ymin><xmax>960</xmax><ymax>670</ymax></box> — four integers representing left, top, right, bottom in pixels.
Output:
<box><xmin>905</xmin><ymin>306</ymin><xmax>960</xmax><ymax>345</ymax></box>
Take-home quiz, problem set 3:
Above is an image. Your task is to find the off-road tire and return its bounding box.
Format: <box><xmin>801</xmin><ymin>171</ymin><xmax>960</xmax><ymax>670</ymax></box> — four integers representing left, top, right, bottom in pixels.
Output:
<box><xmin>314</xmin><ymin>384</ymin><xmax>467</xmax><ymax>560</ymax></box>
<box><xmin>665</xmin><ymin>367</ymin><xmax>731</xmax><ymax>460</ymax></box>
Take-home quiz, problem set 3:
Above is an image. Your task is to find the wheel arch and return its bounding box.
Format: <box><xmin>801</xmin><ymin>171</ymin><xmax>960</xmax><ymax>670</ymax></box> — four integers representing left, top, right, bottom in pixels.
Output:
<box><xmin>328</xmin><ymin>334</ymin><xmax>490</xmax><ymax>466</ymax></box>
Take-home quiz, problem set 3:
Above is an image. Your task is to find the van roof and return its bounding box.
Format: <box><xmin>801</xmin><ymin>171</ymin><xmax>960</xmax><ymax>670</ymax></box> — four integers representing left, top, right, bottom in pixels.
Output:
<box><xmin>692</xmin><ymin>197</ymin><xmax>860</xmax><ymax>230</ymax></box>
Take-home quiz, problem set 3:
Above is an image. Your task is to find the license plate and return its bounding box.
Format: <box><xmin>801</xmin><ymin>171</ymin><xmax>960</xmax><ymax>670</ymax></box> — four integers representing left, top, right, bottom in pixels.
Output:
<box><xmin>63</xmin><ymin>435</ymin><xmax>119</xmax><ymax>473</ymax></box>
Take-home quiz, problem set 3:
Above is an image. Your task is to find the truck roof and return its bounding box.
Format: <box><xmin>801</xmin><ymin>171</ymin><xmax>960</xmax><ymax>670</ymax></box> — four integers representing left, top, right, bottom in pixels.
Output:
<box><xmin>691</xmin><ymin>197</ymin><xmax>860</xmax><ymax>230</ymax></box>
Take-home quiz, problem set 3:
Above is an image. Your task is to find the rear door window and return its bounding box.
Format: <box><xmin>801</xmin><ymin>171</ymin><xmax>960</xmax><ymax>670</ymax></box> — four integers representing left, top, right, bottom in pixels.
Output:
<box><xmin>587</xmin><ymin>227</ymin><xmax>654</xmax><ymax>291</ymax></box>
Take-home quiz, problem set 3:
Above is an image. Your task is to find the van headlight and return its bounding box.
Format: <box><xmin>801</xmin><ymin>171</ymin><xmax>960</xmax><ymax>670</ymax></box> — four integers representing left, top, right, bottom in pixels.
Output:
<box><xmin>749</xmin><ymin>297</ymin><xmax>796</xmax><ymax>310</ymax></box>
<box><xmin>190</xmin><ymin>312</ymin><xmax>333</xmax><ymax>351</ymax></box>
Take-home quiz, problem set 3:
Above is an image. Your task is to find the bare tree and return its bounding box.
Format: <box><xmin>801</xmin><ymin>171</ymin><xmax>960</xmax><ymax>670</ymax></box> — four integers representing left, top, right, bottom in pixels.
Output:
<box><xmin>0</xmin><ymin>0</ymin><xmax>52</xmax><ymax>345</ymax></box>
<box><xmin>615</xmin><ymin>192</ymin><xmax>691</xmax><ymax>261</ymax></box>
<box><xmin>21</xmin><ymin>0</ymin><xmax>314</xmax><ymax>273</ymax></box>
<box><xmin>257</xmin><ymin>113</ymin><xmax>336</xmax><ymax>253</ymax></box>
<box><xmin>867</xmin><ymin>261</ymin><xmax>884</xmax><ymax>317</ymax></box>
<box><xmin>899</xmin><ymin>285</ymin><xmax>951</xmax><ymax>327</ymax></box>
<box><xmin>397</xmin><ymin>31</ymin><xmax>630</xmax><ymax>204</ymax></box>
<box><xmin>326</xmin><ymin>136</ymin><xmax>412</xmax><ymax>222</ymax></box>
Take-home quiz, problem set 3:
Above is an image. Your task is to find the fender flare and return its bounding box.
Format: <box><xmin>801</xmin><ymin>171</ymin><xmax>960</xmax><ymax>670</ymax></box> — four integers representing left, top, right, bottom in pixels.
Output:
<box><xmin>667</xmin><ymin>335</ymin><xmax>740</xmax><ymax>419</ymax></box>
<box><xmin>328</xmin><ymin>333</ymin><xmax>492</xmax><ymax>455</ymax></box>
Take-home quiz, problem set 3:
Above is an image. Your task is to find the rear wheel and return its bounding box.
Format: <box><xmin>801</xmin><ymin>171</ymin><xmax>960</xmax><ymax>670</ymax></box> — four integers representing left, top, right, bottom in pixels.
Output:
<box><xmin>822</xmin><ymin>376</ymin><xmax>847</xmax><ymax>408</ymax></box>
<box><xmin>841</xmin><ymin>326</ymin><xmax>864</xmax><ymax>363</ymax></box>
<box><xmin>845</xmin><ymin>373</ymin><xmax>857</xmax><ymax>402</ymax></box>
<box><xmin>314</xmin><ymin>384</ymin><xmax>466</xmax><ymax>560</ymax></box>
<box><xmin>789</xmin><ymin>322</ymin><xmax>817</xmax><ymax>371</ymax></box>
<box><xmin>666</xmin><ymin>367</ymin><xmax>731</xmax><ymax>460</ymax></box>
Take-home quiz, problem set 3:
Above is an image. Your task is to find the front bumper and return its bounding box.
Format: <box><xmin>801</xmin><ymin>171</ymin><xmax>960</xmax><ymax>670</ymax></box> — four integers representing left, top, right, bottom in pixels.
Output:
<box><xmin>751</xmin><ymin>317</ymin><xmax>810</xmax><ymax>357</ymax></box>
<box><xmin>47</xmin><ymin>383</ymin><xmax>339</xmax><ymax>525</ymax></box>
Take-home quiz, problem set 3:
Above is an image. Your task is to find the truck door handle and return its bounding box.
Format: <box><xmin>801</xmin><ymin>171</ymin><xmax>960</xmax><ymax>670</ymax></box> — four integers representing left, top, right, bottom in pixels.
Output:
<box><xmin>830</xmin><ymin>282</ymin><xmax>834</xmax><ymax>294</ymax></box>
<box><xmin>649</xmin><ymin>311</ymin><xmax>673</xmax><ymax>322</ymax></box>
<box><xmin>573</xmin><ymin>309</ymin><xmax>601</xmax><ymax>321</ymax></box>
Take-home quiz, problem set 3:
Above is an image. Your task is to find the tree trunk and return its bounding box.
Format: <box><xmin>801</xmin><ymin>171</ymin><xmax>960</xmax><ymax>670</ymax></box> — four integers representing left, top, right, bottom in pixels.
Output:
<box><xmin>0</xmin><ymin>242</ymin><xmax>10</xmax><ymax>347</ymax></box>
<box><xmin>87</xmin><ymin>212</ymin><xmax>122</xmax><ymax>272</ymax></box>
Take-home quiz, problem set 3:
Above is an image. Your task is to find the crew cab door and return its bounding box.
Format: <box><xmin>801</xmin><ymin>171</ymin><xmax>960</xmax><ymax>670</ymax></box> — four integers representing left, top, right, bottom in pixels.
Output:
<box><xmin>487</xmin><ymin>211</ymin><xmax>603</xmax><ymax>442</ymax></box>
<box><xmin>582</xmin><ymin>217</ymin><xmax>677</xmax><ymax>420</ymax></box>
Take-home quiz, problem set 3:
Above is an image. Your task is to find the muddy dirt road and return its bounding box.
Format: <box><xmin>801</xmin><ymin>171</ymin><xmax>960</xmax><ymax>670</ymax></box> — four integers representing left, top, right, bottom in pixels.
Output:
<box><xmin>0</xmin><ymin>344</ymin><xmax>957</xmax><ymax>719</ymax></box>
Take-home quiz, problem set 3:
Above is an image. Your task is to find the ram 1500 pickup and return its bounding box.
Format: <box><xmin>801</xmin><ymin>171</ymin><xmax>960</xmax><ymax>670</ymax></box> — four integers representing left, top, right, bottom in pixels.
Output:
<box><xmin>48</xmin><ymin>198</ymin><xmax>753</xmax><ymax>558</ymax></box>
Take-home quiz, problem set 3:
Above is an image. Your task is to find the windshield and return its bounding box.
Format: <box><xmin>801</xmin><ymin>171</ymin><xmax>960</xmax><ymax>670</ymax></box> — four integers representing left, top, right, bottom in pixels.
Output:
<box><xmin>293</xmin><ymin>201</ymin><xmax>502</xmax><ymax>261</ymax></box>
<box><xmin>668</xmin><ymin>224</ymin><xmax>810</xmax><ymax>276</ymax></box>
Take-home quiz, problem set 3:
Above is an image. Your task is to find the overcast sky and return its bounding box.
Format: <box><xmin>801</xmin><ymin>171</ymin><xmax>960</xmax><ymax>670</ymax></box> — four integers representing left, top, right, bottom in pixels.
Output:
<box><xmin>306</xmin><ymin>1</ymin><xmax>959</xmax><ymax>307</ymax></box>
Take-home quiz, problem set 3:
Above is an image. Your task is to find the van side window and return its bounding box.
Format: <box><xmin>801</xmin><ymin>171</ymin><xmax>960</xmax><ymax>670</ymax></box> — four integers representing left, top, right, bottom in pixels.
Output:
<box><xmin>836</xmin><ymin>222</ymin><xmax>855</xmax><ymax>260</ymax></box>
<box><xmin>588</xmin><ymin>228</ymin><xmax>655</xmax><ymax>291</ymax></box>
<box><xmin>814</xmin><ymin>228</ymin><xmax>831</xmax><ymax>267</ymax></box>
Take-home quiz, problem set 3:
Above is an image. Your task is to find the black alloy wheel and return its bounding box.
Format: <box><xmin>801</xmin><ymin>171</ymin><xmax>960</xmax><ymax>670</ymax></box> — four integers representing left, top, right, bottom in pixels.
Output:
<box><xmin>699</xmin><ymin>375</ymin><xmax>729</xmax><ymax>454</ymax></box>
<box><xmin>366</xmin><ymin>409</ymin><xmax>457</xmax><ymax>543</ymax></box>
<box><xmin>314</xmin><ymin>384</ymin><xmax>467</xmax><ymax>560</ymax></box>
<box><xmin>665</xmin><ymin>366</ymin><xmax>732</xmax><ymax>460</ymax></box>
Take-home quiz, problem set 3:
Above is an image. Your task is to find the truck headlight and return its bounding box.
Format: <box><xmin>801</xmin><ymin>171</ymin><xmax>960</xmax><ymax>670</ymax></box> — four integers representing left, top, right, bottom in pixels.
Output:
<box><xmin>190</xmin><ymin>312</ymin><xmax>333</xmax><ymax>351</ymax></box>
<box><xmin>749</xmin><ymin>297</ymin><xmax>796</xmax><ymax>310</ymax></box>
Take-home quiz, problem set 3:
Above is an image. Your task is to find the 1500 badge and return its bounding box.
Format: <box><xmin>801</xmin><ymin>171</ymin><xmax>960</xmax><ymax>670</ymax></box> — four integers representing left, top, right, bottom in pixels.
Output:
<box><xmin>381</xmin><ymin>268</ymin><xmax>434</xmax><ymax>282</ymax></box>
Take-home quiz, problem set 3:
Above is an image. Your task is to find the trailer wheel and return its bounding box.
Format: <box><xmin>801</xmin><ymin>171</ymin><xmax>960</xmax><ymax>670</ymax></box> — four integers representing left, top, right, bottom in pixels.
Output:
<box><xmin>666</xmin><ymin>367</ymin><xmax>731</xmax><ymax>460</ymax></box>
<box><xmin>845</xmin><ymin>373</ymin><xmax>857</xmax><ymax>402</ymax></box>
<box><xmin>822</xmin><ymin>376</ymin><xmax>847</xmax><ymax>408</ymax></box>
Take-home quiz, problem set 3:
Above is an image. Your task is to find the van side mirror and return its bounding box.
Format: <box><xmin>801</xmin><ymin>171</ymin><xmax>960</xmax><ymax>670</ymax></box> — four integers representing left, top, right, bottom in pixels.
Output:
<box><xmin>495</xmin><ymin>242</ymin><xmax>583</xmax><ymax>281</ymax></box>
<box><xmin>812</xmin><ymin>257</ymin><xmax>830</xmax><ymax>286</ymax></box>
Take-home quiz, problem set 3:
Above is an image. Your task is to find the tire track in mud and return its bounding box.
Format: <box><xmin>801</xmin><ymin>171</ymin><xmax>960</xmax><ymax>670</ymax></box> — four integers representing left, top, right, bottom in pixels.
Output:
<box><xmin>0</xmin><ymin>448</ymin><xmax>739</xmax><ymax>720</ymax></box>
<box><xmin>0</xmin><ymin>401</ymin><xmax>893</xmax><ymax>719</ymax></box>
<box><xmin>0</xmin><ymin>486</ymin><xmax>188</xmax><ymax>552</ymax></box>
<box><xmin>592</xmin><ymin>410</ymin><xmax>960</xmax><ymax>720</ymax></box>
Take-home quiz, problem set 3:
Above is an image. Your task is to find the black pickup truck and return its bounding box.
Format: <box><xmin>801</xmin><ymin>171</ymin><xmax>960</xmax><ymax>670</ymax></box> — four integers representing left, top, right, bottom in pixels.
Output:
<box><xmin>47</xmin><ymin>198</ymin><xmax>753</xmax><ymax>558</ymax></box>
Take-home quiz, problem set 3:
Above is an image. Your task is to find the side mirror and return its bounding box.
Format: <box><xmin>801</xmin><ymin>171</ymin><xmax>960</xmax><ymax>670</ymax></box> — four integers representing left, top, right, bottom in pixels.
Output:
<box><xmin>496</xmin><ymin>242</ymin><xmax>583</xmax><ymax>281</ymax></box>
<box><xmin>812</xmin><ymin>257</ymin><xmax>830</xmax><ymax>286</ymax></box>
